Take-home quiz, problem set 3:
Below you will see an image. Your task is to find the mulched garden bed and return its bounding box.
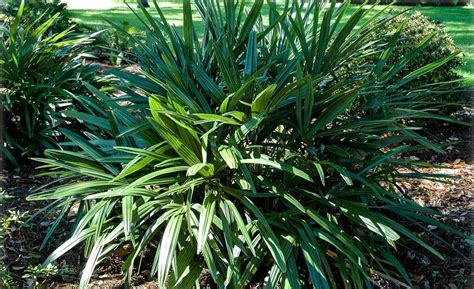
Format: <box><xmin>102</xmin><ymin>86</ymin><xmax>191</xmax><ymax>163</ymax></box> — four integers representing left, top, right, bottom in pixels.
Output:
<box><xmin>1</xmin><ymin>111</ymin><xmax>472</xmax><ymax>288</ymax></box>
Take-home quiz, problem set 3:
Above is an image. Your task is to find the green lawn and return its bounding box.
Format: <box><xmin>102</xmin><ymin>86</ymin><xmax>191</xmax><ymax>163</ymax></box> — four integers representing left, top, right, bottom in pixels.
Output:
<box><xmin>68</xmin><ymin>2</ymin><xmax>474</xmax><ymax>84</ymax></box>
<box><xmin>416</xmin><ymin>7</ymin><xmax>474</xmax><ymax>84</ymax></box>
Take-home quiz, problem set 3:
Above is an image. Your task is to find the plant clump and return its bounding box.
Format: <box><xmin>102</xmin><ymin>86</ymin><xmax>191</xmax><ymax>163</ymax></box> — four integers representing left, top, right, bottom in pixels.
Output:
<box><xmin>0</xmin><ymin>1</ymin><xmax>99</xmax><ymax>166</ymax></box>
<box><xmin>26</xmin><ymin>0</ymin><xmax>467</xmax><ymax>288</ymax></box>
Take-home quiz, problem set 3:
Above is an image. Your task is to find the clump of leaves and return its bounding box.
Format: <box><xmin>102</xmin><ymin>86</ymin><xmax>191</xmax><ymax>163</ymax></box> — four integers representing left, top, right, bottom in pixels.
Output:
<box><xmin>0</xmin><ymin>189</ymin><xmax>14</xmax><ymax>203</ymax></box>
<box><xmin>1</xmin><ymin>210</ymin><xmax>30</xmax><ymax>234</ymax></box>
<box><xmin>23</xmin><ymin>264</ymin><xmax>58</xmax><ymax>289</ymax></box>
<box><xmin>29</xmin><ymin>1</ymin><xmax>467</xmax><ymax>288</ymax></box>
<box><xmin>0</xmin><ymin>1</ymin><xmax>99</xmax><ymax>166</ymax></box>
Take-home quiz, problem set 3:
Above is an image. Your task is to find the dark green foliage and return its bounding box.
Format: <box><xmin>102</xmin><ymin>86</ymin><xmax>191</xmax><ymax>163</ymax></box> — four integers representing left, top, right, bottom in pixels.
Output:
<box><xmin>28</xmin><ymin>1</ymin><xmax>467</xmax><ymax>288</ymax></box>
<box><xmin>0</xmin><ymin>0</ymin><xmax>73</xmax><ymax>35</ymax></box>
<box><xmin>385</xmin><ymin>12</ymin><xmax>462</xmax><ymax>84</ymax></box>
<box><xmin>0</xmin><ymin>2</ymin><xmax>98</xmax><ymax>166</ymax></box>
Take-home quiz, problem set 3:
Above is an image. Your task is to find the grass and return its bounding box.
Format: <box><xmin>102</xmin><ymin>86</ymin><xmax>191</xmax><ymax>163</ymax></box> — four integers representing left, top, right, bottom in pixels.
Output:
<box><xmin>67</xmin><ymin>2</ymin><xmax>474</xmax><ymax>84</ymax></box>
<box><xmin>415</xmin><ymin>7</ymin><xmax>474</xmax><ymax>84</ymax></box>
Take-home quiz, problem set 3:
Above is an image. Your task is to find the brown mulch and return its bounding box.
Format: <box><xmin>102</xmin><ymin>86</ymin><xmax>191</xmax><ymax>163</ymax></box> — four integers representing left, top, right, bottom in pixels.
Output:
<box><xmin>386</xmin><ymin>110</ymin><xmax>473</xmax><ymax>289</ymax></box>
<box><xmin>0</xmin><ymin>163</ymin><xmax>82</xmax><ymax>287</ymax></box>
<box><xmin>390</xmin><ymin>160</ymin><xmax>472</xmax><ymax>289</ymax></box>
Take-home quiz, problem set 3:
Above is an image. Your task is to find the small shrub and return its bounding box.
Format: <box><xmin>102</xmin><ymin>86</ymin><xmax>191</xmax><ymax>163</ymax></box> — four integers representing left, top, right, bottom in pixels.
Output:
<box><xmin>0</xmin><ymin>2</ymin><xmax>98</xmax><ymax>166</ymax></box>
<box><xmin>30</xmin><ymin>1</ymin><xmax>467</xmax><ymax>288</ymax></box>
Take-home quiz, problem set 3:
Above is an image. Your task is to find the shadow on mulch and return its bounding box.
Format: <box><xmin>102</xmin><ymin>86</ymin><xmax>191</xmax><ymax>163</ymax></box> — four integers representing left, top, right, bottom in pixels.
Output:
<box><xmin>391</xmin><ymin>109</ymin><xmax>473</xmax><ymax>289</ymax></box>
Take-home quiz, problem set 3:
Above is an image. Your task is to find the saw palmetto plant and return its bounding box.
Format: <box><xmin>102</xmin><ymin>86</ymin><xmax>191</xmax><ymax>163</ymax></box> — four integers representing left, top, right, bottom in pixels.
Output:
<box><xmin>28</xmin><ymin>0</ymin><xmax>466</xmax><ymax>288</ymax></box>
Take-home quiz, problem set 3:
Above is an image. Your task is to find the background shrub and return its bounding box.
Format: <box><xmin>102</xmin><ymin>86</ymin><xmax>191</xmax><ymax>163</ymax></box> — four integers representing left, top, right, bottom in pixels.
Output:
<box><xmin>0</xmin><ymin>0</ymin><xmax>74</xmax><ymax>35</ymax></box>
<box><xmin>374</xmin><ymin>12</ymin><xmax>464</xmax><ymax>108</ymax></box>
<box><xmin>28</xmin><ymin>1</ymin><xmax>467</xmax><ymax>288</ymax></box>
<box><xmin>338</xmin><ymin>11</ymin><xmax>465</xmax><ymax>113</ymax></box>
<box><xmin>0</xmin><ymin>2</ymin><xmax>98</xmax><ymax>166</ymax></box>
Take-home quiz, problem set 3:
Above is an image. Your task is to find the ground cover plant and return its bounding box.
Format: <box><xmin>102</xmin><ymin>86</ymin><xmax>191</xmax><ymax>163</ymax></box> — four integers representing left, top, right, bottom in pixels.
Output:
<box><xmin>0</xmin><ymin>1</ymin><xmax>99</xmax><ymax>166</ymax></box>
<box><xmin>22</xmin><ymin>0</ymin><xmax>471</xmax><ymax>288</ymax></box>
